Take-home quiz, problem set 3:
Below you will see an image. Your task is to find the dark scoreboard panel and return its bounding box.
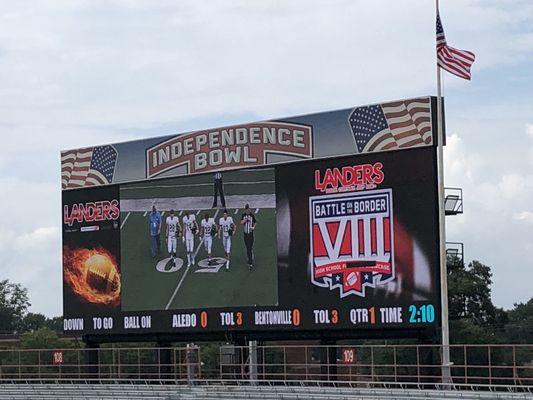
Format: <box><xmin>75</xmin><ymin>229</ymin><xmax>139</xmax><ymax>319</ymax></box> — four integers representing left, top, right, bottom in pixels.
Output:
<box><xmin>62</xmin><ymin>147</ymin><xmax>440</xmax><ymax>338</ymax></box>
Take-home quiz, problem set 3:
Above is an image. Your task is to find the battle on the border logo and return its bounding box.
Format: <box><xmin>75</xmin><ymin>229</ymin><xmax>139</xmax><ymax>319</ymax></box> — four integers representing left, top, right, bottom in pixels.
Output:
<box><xmin>310</xmin><ymin>163</ymin><xmax>394</xmax><ymax>298</ymax></box>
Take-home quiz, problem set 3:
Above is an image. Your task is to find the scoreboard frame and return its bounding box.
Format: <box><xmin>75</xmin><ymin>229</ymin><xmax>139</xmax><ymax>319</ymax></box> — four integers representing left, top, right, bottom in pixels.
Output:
<box><xmin>61</xmin><ymin>97</ymin><xmax>444</xmax><ymax>344</ymax></box>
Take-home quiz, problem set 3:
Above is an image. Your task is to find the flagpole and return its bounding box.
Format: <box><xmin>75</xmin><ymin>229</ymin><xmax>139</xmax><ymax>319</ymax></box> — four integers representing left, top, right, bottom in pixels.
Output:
<box><xmin>435</xmin><ymin>0</ymin><xmax>452</xmax><ymax>384</ymax></box>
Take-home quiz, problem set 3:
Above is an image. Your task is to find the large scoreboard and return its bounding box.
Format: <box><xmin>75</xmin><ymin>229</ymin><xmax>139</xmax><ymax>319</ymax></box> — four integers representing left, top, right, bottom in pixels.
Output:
<box><xmin>61</xmin><ymin>97</ymin><xmax>442</xmax><ymax>340</ymax></box>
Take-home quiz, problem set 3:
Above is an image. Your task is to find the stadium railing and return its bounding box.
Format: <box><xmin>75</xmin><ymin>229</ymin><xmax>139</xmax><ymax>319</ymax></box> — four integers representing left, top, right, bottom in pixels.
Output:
<box><xmin>0</xmin><ymin>344</ymin><xmax>530</xmax><ymax>393</ymax></box>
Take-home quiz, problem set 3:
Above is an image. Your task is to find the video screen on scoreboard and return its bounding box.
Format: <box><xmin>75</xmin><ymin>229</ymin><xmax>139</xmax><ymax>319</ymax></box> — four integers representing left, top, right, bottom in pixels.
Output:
<box><xmin>119</xmin><ymin>168</ymin><xmax>278</xmax><ymax>311</ymax></box>
<box><xmin>62</xmin><ymin>147</ymin><xmax>440</xmax><ymax>336</ymax></box>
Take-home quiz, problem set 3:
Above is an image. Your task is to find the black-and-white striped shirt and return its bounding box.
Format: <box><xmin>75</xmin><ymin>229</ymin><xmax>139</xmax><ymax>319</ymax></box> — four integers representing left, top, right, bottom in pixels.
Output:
<box><xmin>241</xmin><ymin>213</ymin><xmax>256</xmax><ymax>234</ymax></box>
<box><xmin>214</xmin><ymin>172</ymin><xmax>222</xmax><ymax>180</ymax></box>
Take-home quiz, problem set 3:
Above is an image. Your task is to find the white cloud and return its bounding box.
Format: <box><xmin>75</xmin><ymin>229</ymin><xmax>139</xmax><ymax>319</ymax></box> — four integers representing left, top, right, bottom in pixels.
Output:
<box><xmin>0</xmin><ymin>0</ymin><xmax>530</xmax><ymax>130</ymax></box>
<box><xmin>0</xmin><ymin>225</ymin><xmax>61</xmax><ymax>316</ymax></box>
<box><xmin>444</xmin><ymin>134</ymin><xmax>483</xmax><ymax>184</ymax></box>
<box><xmin>0</xmin><ymin>179</ymin><xmax>62</xmax><ymax>316</ymax></box>
<box><xmin>14</xmin><ymin>227</ymin><xmax>60</xmax><ymax>251</ymax></box>
<box><xmin>514</xmin><ymin>211</ymin><xmax>533</xmax><ymax>225</ymax></box>
<box><xmin>527</xmin><ymin>123</ymin><xmax>533</xmax><ymax>138</ymax></box>
<box><xmin>498</xmin><ymin>174</ymin><xmax>526</xmax><ymax>199</ymax></box>
<box><xmin>443</xmin><ymin>125</ymin><xmax>533</xmax><ymax>308</ymax></box>
<box><xmin>528</xmin><ymin>147</ymin><xmax>533</xmax><ymax>166</ymax></box>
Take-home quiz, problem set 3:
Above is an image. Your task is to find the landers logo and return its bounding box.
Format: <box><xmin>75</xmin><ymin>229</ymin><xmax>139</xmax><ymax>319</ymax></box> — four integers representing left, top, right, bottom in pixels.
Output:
<box><xmin>309</xmin><ymin>187</ymin><xmax>395</xmax><ymax>298</ymax></box>
<box><xmin>146</xmin><ymin>122</ymin><xmax>313</xmax><ymax>177</ymax></box>
<box><xmin>315</xmin><ymin>162</ymin><xmax>384</xmax><ymax>194</ymax></box>
<box><xmin>63</xmin><ymin>200</ymin><xmax>120</xmax><ymax>227</ymax></box>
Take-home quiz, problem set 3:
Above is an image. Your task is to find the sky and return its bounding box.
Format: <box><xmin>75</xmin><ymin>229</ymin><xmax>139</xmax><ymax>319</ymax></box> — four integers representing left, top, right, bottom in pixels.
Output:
<box><xmin>0</xmin><ymin>0</ymin><xmax>531</xmax><ymax>317</ymax></box>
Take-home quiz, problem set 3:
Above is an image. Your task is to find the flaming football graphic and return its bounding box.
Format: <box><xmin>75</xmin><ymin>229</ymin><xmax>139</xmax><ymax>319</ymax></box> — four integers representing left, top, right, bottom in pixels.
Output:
<box><xmin>63</xmin><ymin>247</ymin><xmax>121</xmax><ymax>306</ymax></box>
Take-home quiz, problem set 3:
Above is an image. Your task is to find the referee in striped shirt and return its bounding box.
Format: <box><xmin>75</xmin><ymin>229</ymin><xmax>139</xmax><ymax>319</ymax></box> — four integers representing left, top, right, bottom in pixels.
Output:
<box><xmin>211</xmin><ymin>172</ymin><xmax>226</xmax><ymax>208</ymax></box>
<box><xmin>240</xmin><ymin>204</ymin><xmax>257</xmax><ymax>268</ymax></box>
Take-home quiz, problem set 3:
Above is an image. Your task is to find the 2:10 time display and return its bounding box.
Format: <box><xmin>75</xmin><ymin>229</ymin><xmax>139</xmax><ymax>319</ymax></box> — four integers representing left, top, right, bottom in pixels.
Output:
<box><xmin>408</xmin><ymin>304</ymin><xmax>436</xmax><ymax>323</ymax></box>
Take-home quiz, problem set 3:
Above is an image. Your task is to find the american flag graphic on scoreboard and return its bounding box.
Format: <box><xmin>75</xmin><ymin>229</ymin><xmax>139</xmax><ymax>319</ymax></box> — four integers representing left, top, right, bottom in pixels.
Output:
<box><xmin>349</xmin><ymin>98</ymin><xmax>432</xmax><ymax>154</ymax></box>
<box><xmin>309</xmin><ymin>189</ymin><xmax>395</xmax><ymax>298</ymax></box>
<box><xmin>61</xmin><ymin>145</ymin><xmax>118</xmax><ymax>189</ymax></box>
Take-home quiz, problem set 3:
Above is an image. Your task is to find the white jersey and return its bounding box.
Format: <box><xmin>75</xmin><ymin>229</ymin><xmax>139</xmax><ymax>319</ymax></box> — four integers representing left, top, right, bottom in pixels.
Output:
<box><xmin>166</xmin><ymin>216</ymin><xmax>179</xmax><ymax>238</ymax></box>
<box><xmin>201</xmin><ymin>218</ymin><xmax>216</xmax><ymax>237</ymax></box>
<box><xmin>219</xmin><ymin>216</ymin><xmax>234</xmax><ymax>237</ymax></box>
<box><xmin>183</xmin><ymin>215</ymin><xmax>197</xmax><ymax>239</ymax></box>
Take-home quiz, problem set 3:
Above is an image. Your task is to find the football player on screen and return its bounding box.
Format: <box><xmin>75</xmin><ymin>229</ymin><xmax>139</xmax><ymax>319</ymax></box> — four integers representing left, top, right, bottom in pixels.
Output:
<box><xmin>183</xmin><ymin>211</ymin><xmax>198</xmax><ymax>267</ymax></box>
<box><xmin>200</xmin><ymin>213</ymin><xmax>217</xmax><ymax>264</ymax></box>
<box><xmin>148</xmin><ymin>205</ymin><xmax>161</xmax><ymax>258</ymax></box>
<box><xmin>218</xmin><ymin>209</ymin><xmax>236</xmax><ymax>271</ymax></box>
<box><xmin>240</xmin><ymin>204</ymin><xmax>257</xmax><ymax>269</ymax></box>
<box><xmin>165</xmin><ymin>209</ymin><xmax>181</xmax><ymax>262</ymax></box>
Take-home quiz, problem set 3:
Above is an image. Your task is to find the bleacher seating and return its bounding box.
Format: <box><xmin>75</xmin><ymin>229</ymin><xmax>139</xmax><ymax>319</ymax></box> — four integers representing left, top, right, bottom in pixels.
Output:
<box><xmin>0</xmin><ymin>384</ymin><xmax>531</xmax><ymax>400</ymax></box>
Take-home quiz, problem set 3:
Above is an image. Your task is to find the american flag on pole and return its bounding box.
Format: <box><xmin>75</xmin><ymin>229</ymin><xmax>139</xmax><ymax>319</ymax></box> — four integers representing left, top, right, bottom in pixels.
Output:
<box><xmin>349</xmin><ymin>98</ymin><xmax>432</xmax><ymax>153</ymax></box>
<box><xmin>436</xmin><ymin>13</ymin><xmax>475</xmax><ymax>80</ymax></box>
<box><xmin>61</xmin><ymin>145</ymin><xmax>118</xmax><ymax>189</ymax></box>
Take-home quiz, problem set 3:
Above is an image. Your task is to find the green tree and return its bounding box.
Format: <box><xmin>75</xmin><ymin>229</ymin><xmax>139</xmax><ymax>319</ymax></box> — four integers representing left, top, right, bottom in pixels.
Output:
<box><xmin>44</xmin><ymin>316</ymin><xmax>64</xmax><ymax>333</ymax></box>
<box><xmin>448</xmin><ymin>260</ymin><xmax>496</xmax><ymax>325</ymax></box>
<box><xmin>449</xmin><ymin>319</ymin><xmax>494</xmax><ymax>344</ymax></box>
<box><xmin>446</xmin><ymin>258</ymin><xmax>513</xmax><ymax>345</ymax></box>
<box><xmin>504</xmin><ymin>298</ymin><xmax>533</xmax><ymax>344</ymax></box>
<box><xmin>0</xmin><ymin>279</ymin><xmax>30</xmax><ymax>333</ymax></box>
<box><xmin>18</xmin><ymin>312</ymin><xmax>47</xmax><ymax>333</ymax></box>
<box><xmin>19</xmin><ymin>327</ymin><xmax>70</xmax><ymax>349</ymax></box>
<box><xmin>201</xmin><ymin>342</ymin><xmax>222</xmax><ymax>378</ymax></box>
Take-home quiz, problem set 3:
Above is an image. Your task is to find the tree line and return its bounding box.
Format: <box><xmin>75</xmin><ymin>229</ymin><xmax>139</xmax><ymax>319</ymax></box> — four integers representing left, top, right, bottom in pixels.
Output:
<box><xmin>447</xmin><ymin>258</ymin><xmax>533</xmax><ymax>344</ymax></box>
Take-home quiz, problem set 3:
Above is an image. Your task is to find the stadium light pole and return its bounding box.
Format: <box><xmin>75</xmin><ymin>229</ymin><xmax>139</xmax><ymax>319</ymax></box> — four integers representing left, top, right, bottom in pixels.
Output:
<box><xmin>436</xmin><ymin>0</ymin><xmax>452</xmax><ymax>384</ymax></box>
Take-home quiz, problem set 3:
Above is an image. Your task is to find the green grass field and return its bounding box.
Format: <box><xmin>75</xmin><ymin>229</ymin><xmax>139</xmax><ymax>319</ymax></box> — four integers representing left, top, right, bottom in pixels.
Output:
<box><xmin>119</xmin><ymin>168</ymin><xmax>278</xmax><ymax>312</ymax></box>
